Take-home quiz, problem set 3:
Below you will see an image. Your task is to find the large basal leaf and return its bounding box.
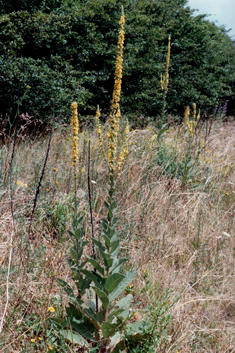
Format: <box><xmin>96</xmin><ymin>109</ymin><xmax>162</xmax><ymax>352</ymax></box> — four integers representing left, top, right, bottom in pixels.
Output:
<box><xmin>104</xmin><ymin>273</ymin><xmax>125</xmax><ymax>294</ymax></box>
<box><xmin>60</xmin><ymin>329</ymin><xmax>89</xmax><ymax>346</ymax></box>
<box><xmin>109</xmin><ymin>270</ymin><xmax>136</xmax><ymax>302</ymax></box>
<box><xmin>93</xmin><ymin>287</ymin><xmax>110</xmax><ymax>310</ymax></box>
<box><xmin>71</xmin><ymin>318</ymin><xmax>98</xmax><ymax>342</ymax></box>
<box><xmin>101</xmin><ymin>320</ymin><xmax>122</xmax><ymax>339</ymax></box>
<box><xmin>116</xmin><ymin>294</ymin><xmax>133</xmax><ymax>310</ymax></box>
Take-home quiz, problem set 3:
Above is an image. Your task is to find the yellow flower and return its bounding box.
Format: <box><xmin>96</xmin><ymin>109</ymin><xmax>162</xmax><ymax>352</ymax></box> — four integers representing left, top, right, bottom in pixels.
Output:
<box><xmin>38</xmin><ymin>337</ymin><xmax>42</xmax><ymax>341</ymax></box>
<box><xmin>48</xmin><ymin>344</ymin><xmax>53</xmax><ymax>350</ymax></box>
<box><xmin>71</xmin><ymin>102</ymin><xmax>79</xmax><ymax>167</ymax></box>
<box><xmin>31</xmin><ymin>339</ymin><xmax>35</xmax><ymax>343</ymax></box>
<box><xmin>17</xmin><ymin>180</ymin><xmax>27</xmax><ymax>188</ymax></box>
<box><xmin>53</xmin><ymin>168</ymin><xmax>58</xmax><ymax>172</ymax></box>
<box><xmin>48</xmin><ymin>306</ymin><xmax>55</xmax><ymax>313</ymax></box>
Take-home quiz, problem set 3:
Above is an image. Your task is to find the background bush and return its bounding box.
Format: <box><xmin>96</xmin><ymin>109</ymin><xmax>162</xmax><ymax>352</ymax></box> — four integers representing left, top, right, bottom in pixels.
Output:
<box><xmin>0</xmin><ymin>0</ymin><xmax>234</xmax><ymax>123</ymax></box>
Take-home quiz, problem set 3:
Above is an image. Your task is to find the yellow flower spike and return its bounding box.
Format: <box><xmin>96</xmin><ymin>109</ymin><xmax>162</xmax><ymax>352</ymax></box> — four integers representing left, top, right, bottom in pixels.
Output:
<box><xmin>71</xmin><ymin>102</ymin><xmax>79</xmax><ymax>167</ymax></box>
<box><xmin>192</xmin><ymin>103</ymin><xmax>196</xmax><ymax>120</ymax></box>
<box><xmin>161</xmin><ymin>36</ymin><xmax>171</xmax><ymax>93</ymax></box>
<box><xmin>111</xmin><ymin>6</ymin><xmax>125</xmax><ymax>117</ymax></box>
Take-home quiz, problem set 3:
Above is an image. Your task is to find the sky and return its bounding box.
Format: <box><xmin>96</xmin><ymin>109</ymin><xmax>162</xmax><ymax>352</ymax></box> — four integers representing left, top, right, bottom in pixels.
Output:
<box><xmin>186</xmin><ymin>0</ymin><xmax>235</xmax><ymax>39</ymax></box>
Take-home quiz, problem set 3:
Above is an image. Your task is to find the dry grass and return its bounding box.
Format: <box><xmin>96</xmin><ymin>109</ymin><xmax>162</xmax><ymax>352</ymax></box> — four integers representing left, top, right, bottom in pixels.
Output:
<box><xmin>1</xmin><ymin>120</ymin><xmax>235</xmax><ymax>352</ymax></box>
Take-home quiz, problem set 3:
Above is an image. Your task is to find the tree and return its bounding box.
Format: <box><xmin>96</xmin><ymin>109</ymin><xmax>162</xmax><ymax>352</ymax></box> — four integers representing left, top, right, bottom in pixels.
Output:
<box><xmin>0</xmin><ymin>0</ymin><xmax>234</xmax><ymax>123</ymax></box>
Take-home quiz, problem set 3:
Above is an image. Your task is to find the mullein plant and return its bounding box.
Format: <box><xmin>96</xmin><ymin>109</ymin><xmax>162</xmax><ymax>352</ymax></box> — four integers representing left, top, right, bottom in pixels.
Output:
<box><xmin>184</xmin><ymin>104</ymin><xmax>200</xmax><ymax>139</ymax></box>
<box><xmin>57</xmin><ymin>8</ymin><xmax>141</xmax><ymax>352</ymax></box>
<box><xmin>71</xmin><ymin>101</ymin><xmax>79</xmax><ymax>211</ymax></box>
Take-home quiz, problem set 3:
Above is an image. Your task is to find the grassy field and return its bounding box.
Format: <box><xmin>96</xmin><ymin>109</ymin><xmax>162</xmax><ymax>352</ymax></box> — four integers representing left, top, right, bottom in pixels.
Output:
<box><xmin>1</xmin><ymin>117</ymin><xmax>235</xmax><ymax>352</ymax></box>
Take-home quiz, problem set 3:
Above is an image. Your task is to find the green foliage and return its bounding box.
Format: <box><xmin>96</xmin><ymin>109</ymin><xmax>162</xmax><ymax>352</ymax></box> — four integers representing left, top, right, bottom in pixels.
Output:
<box><xmin>0</xmin><ymin>0</ymin><xmax>62</xmax><ymax>14</ymax></box>
<box><xmin>0</xmin><ymin>0</ymin><xmax>234</xmax><ymax>123</ymax></box>
<box><xmin>57</xmin><ymin>185</ymin><xmax>138</xmax><ymax>351</ymax></box>
<box><xmin>0</xmin><ymin>53</ymin><xmax>89</xmax><ymax>121</ymax></box>
<box><xmin>125</xmin><ymin>285</ymin><xmax>173</xmax><ymax>353</ymax></box>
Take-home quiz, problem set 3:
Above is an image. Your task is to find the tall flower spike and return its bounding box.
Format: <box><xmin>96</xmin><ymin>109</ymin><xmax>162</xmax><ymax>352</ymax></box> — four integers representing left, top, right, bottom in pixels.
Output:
<box><xmin>111</xmin><ymin>6</ymin><xmax>125</xmax><ymax>117</ymax></box>
<box><xmin>108</xmin><ymin>7</ymin><xmax>125</xmax><ymax>174</ymax></box>
<box><xmin>161</xmin><ymin>36</ymin><xmax>171</xmax><ymax>93</ymax></box>
<box><xmin>71</xmin><ymin>102</ymin><xmax>79</xmax><ymax>167</ymax></box>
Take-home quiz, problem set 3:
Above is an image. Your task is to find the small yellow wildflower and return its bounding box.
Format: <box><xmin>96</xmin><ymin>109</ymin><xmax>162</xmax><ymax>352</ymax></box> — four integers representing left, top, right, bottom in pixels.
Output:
<box><xmin>31</xmin><ymin>339</ymin><xmax>35</xmax><ymax>343</ymax></box>
<box><xmin>81</xmin><ymin>167</ymin><xmax>85</xmax><ymax>174</ymax></box>
<box><xmin>38</xmin><ymin>337</ymin><xmax>42</xmax><ymax>341</ymax></box>
<box><xmin>17</xmin><ymin>180</ymin><xmax>27</xmax><ymax>188</ymax></box>
<box><xmin>53</xmin><ymin>168</ymin><xmax>58</xmax><ymax>172</ymax></box>
<box><xmin>143</xmin><ymin>269</ymin><xmax>146</xmax><ymax>274</ymax></box>
<box><xmin>48</xmin><ymin>306</ymin><xmax>55</xmax><ymax>313</ymax></box>
<box><xmin>48</xmin><ymin>344</ymin><xmax>53</xmax><ymax>350</ymax></box>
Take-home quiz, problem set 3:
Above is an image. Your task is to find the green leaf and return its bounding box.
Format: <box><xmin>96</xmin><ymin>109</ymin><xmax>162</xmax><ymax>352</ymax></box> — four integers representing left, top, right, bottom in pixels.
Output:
<box><xmin>74</xmin><ymin>228</ymin><xmax>82</xmax><ymax>240</ymax></box>
<box><xmin>102</xmin><ymin>234</ymin><xmax>111</xmax><ymax>248</ymax></box>
<box><xmin>101</xmin><ymin>320</ymin><xmax>122</xmax><ymax>339</ymax></box>
<box><xmin>93</xmin><ymin>287</ymin><xmax>109</xmax><ymax>310</ymax></box>
<box><xmin>86</xmin><ymin>256</ymin><xmax>105</xmax><ymax>276</ymax></box>
<box><xmin>67</xmin><ymin>230</ymin><xmax>74</xmax><ymax>238</ymax></box>
<box><xmin>109</xmin><ymin>270</ymin><xmax>136</xmax><ymax>302</ymax></box>
<box><xmin>57</xmin><ymin>279</ymin><xmax>74</xmax><ymax>296</ymax></box>
<box><xmin>71</xmin><ymin>319</ymin><xmax>98</xmax><ymax>342</ymax></box>
<box><xmin>110</xmin><ymin>258</ymin><xmax>129</xmax><ymax>273</ymax></box>
<box><xmin>80</xmin><ymin>269</ymin><xmax>105</xmax><ymax>290</ymax></box>
<box><xmin>115</xmin><ymin>294</ymin><xmax>133</xmax><ymax>310</ymax></box>
<box><xmin>104</xmin><ymin>273</ymin><xmax>125</xmax><ymax>294</ymax></box>
<box><xmin>92</xmin><ymin>238</ymin><xmax>106</xmax><ymax>252</ymax></box>
<box><xmin>59</xmin><ymin>329</ymin><xmax>89</xmax><ymax>346</ymax></box>
<box><xmin>70</xmin><ymin>248</ymin><xmax>79</xmax><ymax>262</ymax></box>
<box><xmin>111</xmin><ymin>240</ymin><xmax>120</xmax><ymax>253</ymax></box>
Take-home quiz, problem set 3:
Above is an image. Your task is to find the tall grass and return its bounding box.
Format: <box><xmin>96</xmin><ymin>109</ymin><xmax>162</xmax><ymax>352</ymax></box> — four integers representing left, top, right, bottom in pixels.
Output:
<box><xmin>1</xmin><ymin>120</ymin><xmax>235</xmax><ymax>351</ymax></box>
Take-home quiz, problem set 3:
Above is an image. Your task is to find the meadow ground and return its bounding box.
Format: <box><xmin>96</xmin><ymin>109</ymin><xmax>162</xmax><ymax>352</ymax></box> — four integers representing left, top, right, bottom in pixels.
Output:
<box><xmin>1</xmin><ymin>118</ymin><xmax>235</xmax><ymax>352</ymax></box>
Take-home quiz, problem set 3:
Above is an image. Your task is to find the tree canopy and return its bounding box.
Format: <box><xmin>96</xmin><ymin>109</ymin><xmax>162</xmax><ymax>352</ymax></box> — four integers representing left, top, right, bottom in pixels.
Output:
<box><xmin>0</xmin><ymin>0</ymin><xmax>234</xmax><ymax>122</ymax></box>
